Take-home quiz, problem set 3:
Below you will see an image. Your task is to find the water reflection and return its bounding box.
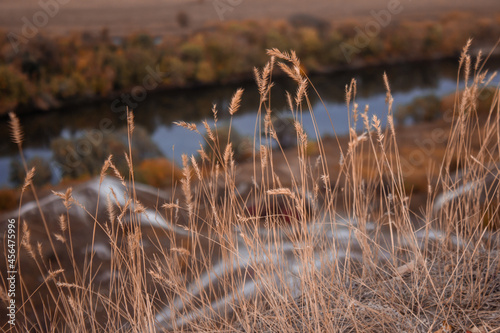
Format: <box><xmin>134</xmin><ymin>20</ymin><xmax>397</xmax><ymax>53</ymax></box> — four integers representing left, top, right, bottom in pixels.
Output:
<box><xmin>1</xmin><ymin>58</ymin><xmax>499</xmax><ymax>187</ymax></box>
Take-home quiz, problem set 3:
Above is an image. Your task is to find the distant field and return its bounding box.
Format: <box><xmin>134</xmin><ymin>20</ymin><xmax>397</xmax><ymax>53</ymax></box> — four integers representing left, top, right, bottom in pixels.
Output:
<box><xmin>0</xmin><ymin>0</ymin><xmax>499</xmax><ymax>37</ymax></box>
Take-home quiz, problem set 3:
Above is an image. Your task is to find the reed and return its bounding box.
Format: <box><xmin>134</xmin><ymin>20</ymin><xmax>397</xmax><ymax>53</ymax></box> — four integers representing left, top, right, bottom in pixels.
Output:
<box><xmin>2</xmin><ymin>44</ymin><xmax>499</xmax><ymax>332</ymax></box>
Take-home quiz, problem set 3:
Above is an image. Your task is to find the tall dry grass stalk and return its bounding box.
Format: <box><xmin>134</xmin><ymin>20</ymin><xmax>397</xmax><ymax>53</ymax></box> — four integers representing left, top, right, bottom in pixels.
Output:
<box><xmin>3</xmin><ymin>44</ymin><xmax>500</xmax><ymax>332</ymax></box>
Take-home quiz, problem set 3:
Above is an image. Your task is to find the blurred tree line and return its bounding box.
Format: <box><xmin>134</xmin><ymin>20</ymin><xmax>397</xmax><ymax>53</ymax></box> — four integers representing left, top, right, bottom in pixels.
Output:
<box><xmin>0</xmin><ymin>11</ymin><xmax>499</xmax><ymax>114</ymax></box>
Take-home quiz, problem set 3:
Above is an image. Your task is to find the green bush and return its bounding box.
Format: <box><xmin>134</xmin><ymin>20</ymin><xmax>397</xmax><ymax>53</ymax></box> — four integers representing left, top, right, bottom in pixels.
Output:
<box><xmin>51</xmin><ymin>126</ymin><xmax>162</xmax><ymax>179</ymax></box>
<box><xmin>10</xmin><ymin>157</ymin><xmax>53</xmax><ymax>187</ymax></box>
<box><xmin>196</xmin><ymin>60</ymin><xmax>216</xmax><ymax>83</ymax></box>
<box><xmin>0</xmin><ymin>65</ymin><xmax>31</xmax><ymax>111</ymax></box>
<box><xmin>396</xmin><ymin>95</ymin><xmax>442</xmax><ymax>124</ymax></box>
<box><xmin>180</xmin><ymin>40</ymin><xmax>204</xmax><ymax>63</ymax></box>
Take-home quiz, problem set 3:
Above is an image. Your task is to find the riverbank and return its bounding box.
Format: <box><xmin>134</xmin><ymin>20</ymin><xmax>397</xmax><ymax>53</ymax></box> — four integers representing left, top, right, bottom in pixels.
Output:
<box><xmin>1</xmin><ymin>11</ymin><xmax>499</xmax><ymax>115</ymax></box>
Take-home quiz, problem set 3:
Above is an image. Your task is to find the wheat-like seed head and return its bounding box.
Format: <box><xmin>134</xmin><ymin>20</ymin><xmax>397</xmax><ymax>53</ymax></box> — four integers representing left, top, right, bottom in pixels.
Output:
<box><xmin>174</xmin><ymin>121</ymin><xmax>198</xmax><ymax>132</ymax></box>
<box><xmin>475</xmin><ymin>71</ymin><xmax>488</xmax><ymax>86</ymax></box>
<box><xmin>345</xmin><ymin>84</ymin><xmax>352</xmax><ymax>107</ymax></box>
<box><xmin>22</xmin><ymin>167</ymin><xmax>35</xmax><ymax>193</ymax></box>
<box><xmin>372</xmin><ymin>115</ymin><xmax>385</xmax><ymax>146</ymax></box>
<box><xmin>267</xmin><ymin>188</ymin><xmax>294</xmax><ymax>197</ymax></box>
<box><xmin>269</xmin><ymin>127</ymin><xmax>278</xmax><ymax>141</ymax></box>
<box><xmin>361</xmin><ymin>105</ymin><xmax>370</xmax><ymax>131</ymax></box>
<box><xmin>108</xmin><ymin>160</ymin><xmax>126</xmax><ymax>187</ymax></box>
<box><xmin>383</xmin><ymin>72</ymin><xmax>392</xmax><ymax>104</ymax></box>
<box><xmin>202</xmin><ymin>120</ymin><xmax>215</xmax><ymax>143</ymax></box>
<box><xmin>260</xmin><ymin>145</ymin><xmax>268</xmax><ymax>169</ymax></box>
<box><xmin>171</xmin><ymin>247</ymin><xmax>190</xmax><ymax>256</ymax></box>
<box><xmin>459</xmin><ymin>38</ymin><xmax>472</xmax><ymax>69</ymax></box>
<box><xmin>197</xmin><ymin>143</ymin><xmax>209</xmax><ymax>162</ymax></box>
<box><xmin>54</xmin><ymin>233</ymin><xmax>66</xmax><ymax>243</ymax></box>
<box><xmin>124</xmin><ymin>152</ymin><xmax>133</xmax><ymax>172</ymax></box>
<box><xmin>21</xmin><ymin>221</ymin><xmax>35</xmax><ymax>259</ymax></box>
<box><xmin>345</xmin><ymin>79</ymin><xmax>357</xmax><ymax>108</ymax></box>
<box><xmin>459</xmin><ymin>89</ymin><xmax>469</xmax><ymax>115</ymax></box>
<box><xmin>254</xmin><ymin>65</ymin><xmax>269</xmax><ymax>101</ymax></box>
<box><xmin>56</xmin><ymin>282</ymin><xmax>79</xmax><ymax>289</ymax></box>
<box><xmin>67</xmin><ymin>296</ymin><xmax>80</xmax><ymax>314</ymax></box>
<box><xmin>149</xmin><ymin>269</ymin><xmax>174</xmax><ymax>286</ymax></box>
<box><xmin>347</xmin><ymin>128</ymin><xmax>367</xmax><ymax>150</ymax></box>
<box><xmin>127</xmin><ymin>231</ymin><xmax>140</xmax><ymax>259</ymax></box>
<box><xmin>191</xmin><ymin>155</ymin><xmax>202</xmax><ymax>181</ymax></box>
<box><xmin>475</xmin><ymin>50</ymin><xmax>483</xmax><ymax>73</ymax></box>
<box><xmin>265</xmin><ymin>56</ymin><xmax>274</xmax><ymax>75</ymax></box>
<box><xmin>295</xmin><ymin>79</ymin><xmax>308</xmax><ymax>106</ymax></box>
<box><xmin>254</xmin><ymin>67</ymin><xmax>263</xmax><ymax>90</ymax></box>
<box><xmin>290</xmin><ymin>50</ymin><xmax>300</xmax><ymax>66</ymax></box>
<box><xmin>8</xmin><ymin>112</ymin><xmax>24</xmax><ymax>145</ymax></box>
<box><xmin>223</xmin><ymin>142</ymin><xmax>233</xmax><ymax>167</ymax></box>
<box><xmin>388</xmin><ymin>115</ymin><xmax>396</xmax><ymax>137</ymax></box>
<box><xmin>212</xmin><ymin>104</ymin><xmax>218</xmax><ymax>122</ymax></box>
<box><xmin>263</xmin><ymin>58</ymin><xmax>273</xmax><ymax>86</ymax></box>
<box><xmin>464</xmin><ymin>54</ymin><xmax>471</xmax><ymax>87</ymax></box>
<box><xmin>59</xmin><ymin>214</ymin><xmax>67</xmax><ymax>232</ymax></box>
<box><xmin>353</xmin><ymin>103</ymin><xmax>359</xmax><ymax>124</ymax></box>
<box><xmin>106</xmin><ymin>194</ymin><xmax>115</xmax><ymax>224</ymax></box>
<box><xmin>47</xmin><ymin>269</ymin><xmax>65</xmax><ymax>281</ymax></box>
<box><xmin>37</xmin><ymin>242</ymin><xmax>43</xmax><ymax>260</ymax></box>
<box><xmin>181</xmin><ymin>154</ymin><xmax>193</xmax><ymax>219</ymax></box>
<box><xmin>127</xmin><ymin>109</ymin><xmax>135</xmax><ymax>133</ymax></box>
<box><xmin>64</xmin><ymin>187</ymin><xmax>73</xmax><ymax>209</ymax></box>
<box><xmin>278</xmin><ymin>62</ymin><xmax>302</xmax><ymax>83</ymax></box>
<box><xmin>266</xmin><ymin>48</ymin><xmax>295</xmax><ymax>62</ymax></box>
<box><xmin>100</xmin><ymin>155</ymin><xmax>112</xmax><ymax>184</ymax></box>
<box><xmin>134</xmin><ymin>201</ymin><xmax>146</xmax><ymax>214</ymax></box>
<box><xmin>229</xmin><ymin>88</ymin><xmax>244</xmax><ymax>116</ymax></box>
<box><xmin>51</xmin><ymin>187</ymin><xmax>73</xmax><ymax>210</ymax></box>
<box><xmin>162</xmin><ymin>202</ymin><xmax>181</xmax><ymax>210</ymax></box>
<box><xmin>264</xmin><ymin>113</ymin><xmax>272</xmax><ymax>135</ymax></box>
<box><xmin>294</xmin><ymin>121</ymin><xmax>307</xmax><ymax>145</ymax></box>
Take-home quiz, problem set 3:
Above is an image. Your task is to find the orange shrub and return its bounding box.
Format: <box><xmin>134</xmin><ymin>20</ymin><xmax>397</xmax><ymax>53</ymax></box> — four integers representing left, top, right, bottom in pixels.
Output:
<box><xmin>0</xmin><ymin>188</ymin><xmax>17</xmax><ymax>212</ymax></box>
<box><xmin>135</xmin><ymin>158</ymin><xmax>183</xmax><ymax>188</ymax></box>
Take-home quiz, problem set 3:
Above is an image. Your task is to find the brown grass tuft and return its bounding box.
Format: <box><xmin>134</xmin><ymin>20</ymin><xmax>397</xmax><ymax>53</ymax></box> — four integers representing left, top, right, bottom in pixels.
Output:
<box><xmin>7</xmin><ymin>44</ymin><xmax>500</xmax><ymax>333</ymax></box>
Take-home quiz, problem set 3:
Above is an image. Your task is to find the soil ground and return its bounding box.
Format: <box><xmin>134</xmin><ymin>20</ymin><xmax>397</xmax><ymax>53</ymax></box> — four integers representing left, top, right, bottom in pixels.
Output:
<box><xmin>0</xmin><ymin>0</ymin><xmax>499</xmax><ymax>37</ymax></box>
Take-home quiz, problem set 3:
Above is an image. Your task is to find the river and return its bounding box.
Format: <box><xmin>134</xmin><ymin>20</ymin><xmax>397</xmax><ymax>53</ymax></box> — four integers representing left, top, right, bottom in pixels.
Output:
<box><xmin>1</xmin><ymin>57</ymin><xmax>499</xmax><ymax>188</ymax></box>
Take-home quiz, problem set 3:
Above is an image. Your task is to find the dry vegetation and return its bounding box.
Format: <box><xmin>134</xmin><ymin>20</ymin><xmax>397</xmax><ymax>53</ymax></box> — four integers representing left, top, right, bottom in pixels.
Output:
<box><xmin>1</xmin><ymin>43</ymin><xmax>500</xmax><ymax>332</ymax></box>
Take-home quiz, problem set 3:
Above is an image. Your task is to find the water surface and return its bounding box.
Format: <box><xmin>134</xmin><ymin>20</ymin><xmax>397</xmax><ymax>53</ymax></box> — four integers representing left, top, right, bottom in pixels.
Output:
<box><xmin>1</xmin><ymin>58</ymin><xmax>499</xmax><ymax>187</ymax></box>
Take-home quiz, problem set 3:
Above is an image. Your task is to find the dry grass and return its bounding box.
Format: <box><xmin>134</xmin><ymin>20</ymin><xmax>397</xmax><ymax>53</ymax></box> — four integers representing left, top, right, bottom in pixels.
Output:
<box><xmin>1</xmin><ymin>43</ymin><xmax>500</xmax><ymax>332</ymax></box>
